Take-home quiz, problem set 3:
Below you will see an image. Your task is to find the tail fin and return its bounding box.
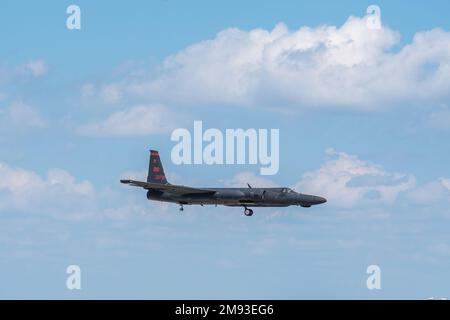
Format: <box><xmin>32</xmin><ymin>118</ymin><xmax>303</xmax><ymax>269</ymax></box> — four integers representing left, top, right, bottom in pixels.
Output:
<box><xmin>147</xmin><ymin>150</ymin><xmax>169</xmax><ymax>184</ymax></box>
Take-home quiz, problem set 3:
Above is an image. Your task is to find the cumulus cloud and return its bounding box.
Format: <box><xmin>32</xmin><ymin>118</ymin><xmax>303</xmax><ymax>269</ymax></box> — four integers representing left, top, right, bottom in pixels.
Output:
<box><xmin>81</xmin><ymin>83</ymin><xmax>123</xmax><ymax>105</ymax></box>
<box><xmin>406</xmin><ymin>177</ymin><xmax>450</xmax><ymax>204</ymax></box>
<box><xmin>76</xmin><ymin>105</ymin><xmax>180</xmax><ymax>137</ymax></box>
<box><xmin>0</xmin><ymin>102</ymin><xmax>47</xmax><ymax>131</ymax></box>
<box><xmin>0</xmin><ymin>162</ymin><xmax>94</xmax><ymax>218</ymax></box>
<box><xmin>119</xmin><ymin>170</ymin><xmax>148</xmax><ymax>182</ymax></box>
<box><xmin>294</xmin><ymin>148</ymin><xmax>416</xmax><ymax>207</ymax></box>
<box><xmin>0</xmin><ymin>62</ymin><xmax>48</xmax><ymax>133</ymax></box>
<box><xmin>117</xmin><ymin>150</ymin><xmax>447</xmax><ymax>210</ymax></box>
<box><xmin>83</xmin><ymin>15</ymin><xmax>450</xmax><ymax>111</ymax></box>
<box><xmin>224</xmin><ymin>171</ymin><xmax>278</xmax><ymax>188</ymax></box>
<box><xmin>0</xmin><ymin>162</ymin><xmax>175</xmax><ymax>221</ymax></box>
<box><xmin>22</xmin><ymin>60</ymin><xmax>47</xmax><ymax>77</ymax></box>
<box><xmin>1</xmin><ymin>59</ymin><xmax>48</xmax><ymax>84</ymax></box>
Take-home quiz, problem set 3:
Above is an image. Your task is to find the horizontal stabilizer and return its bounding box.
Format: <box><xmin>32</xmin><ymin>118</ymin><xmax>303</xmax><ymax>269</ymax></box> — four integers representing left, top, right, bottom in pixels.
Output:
<box><xmin>120</xmin><ymin>179</ymin><xmax>216</xmax><ymax>195</ymax></box>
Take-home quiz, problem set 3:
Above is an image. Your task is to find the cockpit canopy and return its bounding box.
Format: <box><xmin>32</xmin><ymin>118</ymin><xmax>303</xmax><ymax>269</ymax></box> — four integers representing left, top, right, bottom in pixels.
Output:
<box><xmin>281</xmin><ymin>188</ymin><xmax>295</xmax><ymax>193</ymax></box>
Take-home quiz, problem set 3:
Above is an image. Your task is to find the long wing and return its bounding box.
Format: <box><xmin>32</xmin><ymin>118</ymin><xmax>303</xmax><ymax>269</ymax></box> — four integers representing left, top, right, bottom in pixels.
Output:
<box><xmin>120</xmin><ymin>179</ymin><xmax>216</xmax><ymax>195</ymax></box>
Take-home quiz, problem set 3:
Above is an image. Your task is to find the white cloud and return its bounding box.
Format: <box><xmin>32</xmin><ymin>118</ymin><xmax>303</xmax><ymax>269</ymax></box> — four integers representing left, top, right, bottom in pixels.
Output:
<box><xmin>294</xmin><ymin>149</ymin><xmax>416</xmax><ymax>207</ymax></box>
<box><xmin>76</xmin><ymin>105</ymin><xmax>180</xmax><ymax>136</ymax></box>
<box><xmin>0</xmin><ymin>61</ymin><xmax>48</xmax><ymax>132</ymax></box>
<box><xmin>406</xmin><ymin>177</ymin><xmax>450</xmax><ymax>204</ymax></box>
<box><xmin>442</xmin><ymin>178</ymin><xmax>450</xmax><ymax>191</ymax></box>
<box><xmin>98</xmin><ymin>84</ymin><xmax>123</xmax><ymax>105</ymax></box>
<box><xmin>0</xmin><ymin>59</ymin><xmax>47</xmax><ymax>83</ymax></box>
<box><xmin>80</xmin><ymin>83</ymin><xmax>95</xmax><ymax>99</ymax></box>
<box><xmin>84</xmin><ymin>15</ymin><xmax>450</xmax><ymax>111</ymax></box>
<box><xmin>0</xmin><ymin>162</ymin><xmax>94</xmax><ymax>218</ymax></box>
<box><xmin>23</xmin><ymin>60</ymin><xmax>47</xmax><ymax>77</ymax></box>
<box><xmin>224</xmin><ymin>171</ymin><xmax>278</xmax><ymax>188</ymax></box>
<box><xmin>0</xmin><ymin>161</ymin><xmax>176</xmax><ymax>221</ymax></box>
<box><xmin>0</xmin><ymin>102</ymin><xmax>47</xmax><ymax>130</ymax></box>
<box><xmin>119</xmin><ymin>170</ymin><xmax>147</xmax><ymax>182</ymax></box>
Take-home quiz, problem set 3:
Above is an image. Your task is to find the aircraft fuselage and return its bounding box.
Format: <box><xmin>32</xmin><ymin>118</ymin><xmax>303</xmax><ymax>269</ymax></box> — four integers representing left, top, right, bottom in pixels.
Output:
<box><xmin>121</xmin><ymin>150</ymin><xmax>327</xmax><ymax>216</ymax></box>
<box><xmin>147</xmin><ymin>187</ymin><xmax>326</xmax><ymax>208</ymax></box>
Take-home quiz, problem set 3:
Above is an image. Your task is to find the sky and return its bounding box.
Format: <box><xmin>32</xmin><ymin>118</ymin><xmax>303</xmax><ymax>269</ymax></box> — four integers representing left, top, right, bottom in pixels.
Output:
<box><xmin>1</xmin><ymin>0</ymin><xmax>450</xmax><ymax>299</ymax></box>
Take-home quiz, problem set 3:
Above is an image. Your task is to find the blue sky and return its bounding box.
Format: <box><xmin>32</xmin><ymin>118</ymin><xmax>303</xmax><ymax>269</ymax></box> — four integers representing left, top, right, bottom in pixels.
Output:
<box><xmin>1</xmin><ymin>0</ymin><xmax>450</xmax><ymax>299</ymax></box>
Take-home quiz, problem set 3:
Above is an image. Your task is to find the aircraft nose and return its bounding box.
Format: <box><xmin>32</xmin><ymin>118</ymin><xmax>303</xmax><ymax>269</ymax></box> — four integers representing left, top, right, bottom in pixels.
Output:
<box><xmin>314</xmin><ymin>196</ymin><xmax>327</xmax><ymax>205</ymax></box>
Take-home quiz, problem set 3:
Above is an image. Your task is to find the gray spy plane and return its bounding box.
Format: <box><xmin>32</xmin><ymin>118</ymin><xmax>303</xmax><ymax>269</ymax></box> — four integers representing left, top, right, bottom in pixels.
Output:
<box><xmin>121</xmin><ymin>150</ymin><xmax>327</xmax><ymax>216</ymax></box>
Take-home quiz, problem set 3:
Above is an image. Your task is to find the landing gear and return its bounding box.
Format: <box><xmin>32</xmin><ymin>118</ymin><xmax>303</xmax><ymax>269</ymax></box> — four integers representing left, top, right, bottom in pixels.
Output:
<box><xmin>179</xmin><ymin>204</ymin><xmax>184</xmax><ymax>212</ymax></box>
<box><xmin>244</xmin><ymin>207</ymin><xmax>254</xmax><ymax>217</ymax></box>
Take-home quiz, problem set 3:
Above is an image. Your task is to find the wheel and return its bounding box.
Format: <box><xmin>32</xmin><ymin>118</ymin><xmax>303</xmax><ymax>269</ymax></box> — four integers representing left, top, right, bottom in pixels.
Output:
<box><xmin>244</xmin><ymin>208</ymin><xmax>254</xmax><ymax>216</ymax></box>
